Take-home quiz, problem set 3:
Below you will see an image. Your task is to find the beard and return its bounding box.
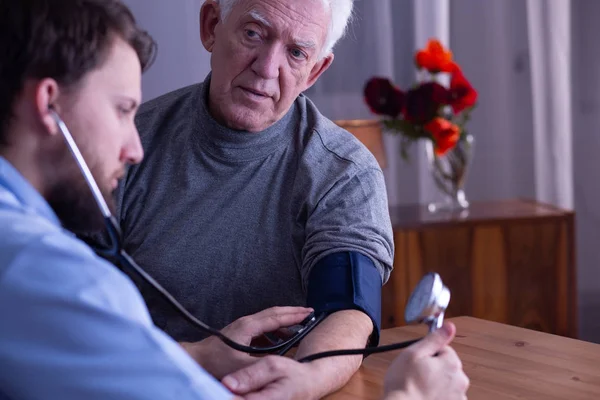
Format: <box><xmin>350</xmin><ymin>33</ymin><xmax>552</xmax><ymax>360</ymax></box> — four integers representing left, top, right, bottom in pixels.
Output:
<box><xmin>47</xmin><ymin>172</ymin><xmax>116</xmax><ymax>235</ymax></box>
<box><xmin>46</xmin><ymin>144</ymin><xmax>117</xmax><ymax>236</ymax></box>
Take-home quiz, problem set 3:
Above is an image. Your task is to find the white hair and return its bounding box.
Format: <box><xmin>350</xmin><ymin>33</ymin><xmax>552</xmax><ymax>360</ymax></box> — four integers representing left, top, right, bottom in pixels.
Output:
<box><xmin>215</xmin><ymin>0</ymin><xmax>354</xmax><ymax>58</ymax></box>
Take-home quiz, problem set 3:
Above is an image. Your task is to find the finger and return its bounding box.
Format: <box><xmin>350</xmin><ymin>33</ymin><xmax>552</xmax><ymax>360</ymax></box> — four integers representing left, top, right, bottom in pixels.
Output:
<box><xmin>435</xmin><ymin>345</ymin><xmax>462</xmax><ymax>370</ymax></box>
<box><xmin>409</xmin><ymin>321</ymin><xmax>456</xmax><ymax>357</ymax></box>
<box><xmin>452</xmin><ymin>386</ymin><xmax>469</xmax><ymax>400</ymax></box>
<box><xmin>222</xmin><ymin>355</ymin><xmax>291</xmax><ymax>394</ymax></box>
<box><xmin>250</xmin><ymin>306</ymin><xmax>313</xmax><ymax>320</ymax></box>
<box><xmin>461</xmin><ymin>370</ymin><xmax>470</xmax><ymax>392</ymax></box>
<box><xmin>233</xmin><ymin>307</ymin><xmax>314</xmax><ymax>338</ymax></box>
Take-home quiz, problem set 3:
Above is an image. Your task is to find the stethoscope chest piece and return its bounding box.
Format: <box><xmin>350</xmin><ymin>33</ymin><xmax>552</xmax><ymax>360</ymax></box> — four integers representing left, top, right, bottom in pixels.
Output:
<box><xmin>404</xmin><ymin>272</ymin><xmax>450</xmax><ymax>333</ymax></box>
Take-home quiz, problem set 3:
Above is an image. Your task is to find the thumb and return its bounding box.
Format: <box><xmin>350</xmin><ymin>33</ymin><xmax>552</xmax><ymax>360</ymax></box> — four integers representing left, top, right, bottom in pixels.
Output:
<box><xmin>222</xmin><ymin>356</ymin><xmax>289</xmax><ymax>394</ymax></box>
<box><xmin>411</xmin><ymin>321</ymin><xmax>456</xmax><ymax>357</ymax></box>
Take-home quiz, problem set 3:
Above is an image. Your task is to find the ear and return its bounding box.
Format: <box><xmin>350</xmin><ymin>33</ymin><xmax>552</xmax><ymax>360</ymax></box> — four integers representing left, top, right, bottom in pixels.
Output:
<box><xmin>34</xmin><ymin>78</ymin><xmax>61</xmax><ymax>136</ymax></box>
<box><xmin>304</xmin><ymin>53</ymin><xmax>335</xmax><ymax>90</ymax></box>
<box><xmin>200</xmin><ymin>0</ymin><xmax>221</xmax><ymax>53</ymax></box>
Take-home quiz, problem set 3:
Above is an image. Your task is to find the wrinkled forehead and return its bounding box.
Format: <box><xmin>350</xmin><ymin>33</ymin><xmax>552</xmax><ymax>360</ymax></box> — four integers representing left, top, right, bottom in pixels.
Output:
<box><xmin>231</xmin><ymin>0</ymin><xmax>331</xmax><ymax>48</ymax></box>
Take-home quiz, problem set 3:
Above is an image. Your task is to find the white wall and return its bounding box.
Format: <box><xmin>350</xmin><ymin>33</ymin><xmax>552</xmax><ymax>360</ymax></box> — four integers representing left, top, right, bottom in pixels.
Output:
<box><xmin>123</xmin><ymin>0</ymin><xmax>211</xmax><ymax>102</ymax></box>
<box><xmin>572</xmin><ymin>0</ymin><xmax>600</xmax><ymax>341</ymax></box>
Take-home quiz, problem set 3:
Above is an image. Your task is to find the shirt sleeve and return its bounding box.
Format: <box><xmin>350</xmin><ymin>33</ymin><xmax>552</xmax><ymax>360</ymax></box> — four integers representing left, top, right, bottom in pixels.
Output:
<box><xmin>302</xmin><ymin>166</ymin><xmax>394</xmax><ymax>285</ymax></box>
<box><xmin>0</xmin><ymin>232</ymin><xmax>233</xmax><ymax>400</ymax></box>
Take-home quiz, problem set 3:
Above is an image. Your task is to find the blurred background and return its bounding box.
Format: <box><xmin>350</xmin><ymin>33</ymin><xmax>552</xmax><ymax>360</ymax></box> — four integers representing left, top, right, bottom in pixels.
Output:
<box><xmin>122</xmin><ymin>0</ymin><xmax>600</xmax><ymax>342</ymax></box>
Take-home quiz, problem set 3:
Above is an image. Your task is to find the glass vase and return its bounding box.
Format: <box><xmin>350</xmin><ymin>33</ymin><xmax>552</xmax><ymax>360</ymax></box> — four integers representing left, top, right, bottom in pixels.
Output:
<box><xmin>424</xmin><ymin>133</ymin><xmax>474</xmax><ymax>213</ymax></box>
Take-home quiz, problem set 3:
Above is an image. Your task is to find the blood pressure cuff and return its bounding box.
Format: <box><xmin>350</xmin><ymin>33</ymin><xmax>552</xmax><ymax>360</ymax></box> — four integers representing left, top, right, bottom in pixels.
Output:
<box><xmin>306</xmin><ymin>251</ymin><xmax>382</xmax><ymax>348</ymax></box>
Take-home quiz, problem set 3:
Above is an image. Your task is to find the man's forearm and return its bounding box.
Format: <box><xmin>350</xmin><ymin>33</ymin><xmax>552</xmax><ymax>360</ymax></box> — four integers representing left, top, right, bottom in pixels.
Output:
<box><xmin>294</xmin><ymin>309</ymin><xmax>374</xmax><ymax>397</ymax></box>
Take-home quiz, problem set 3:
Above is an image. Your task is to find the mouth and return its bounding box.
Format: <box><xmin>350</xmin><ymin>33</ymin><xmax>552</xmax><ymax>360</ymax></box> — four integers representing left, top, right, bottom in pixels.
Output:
<box><xmin>111</xmin><ymin>170</ymin><xmax>125</xmax><ymax>189</ymax></box>
<box><xmin>111</xmin><ymin>178</ymin><xmax>119</xmax><ymax>190</ymax></box>
<box><xmin>240</xmin><ymin>86</ymin><xmax>270</xmax><ymax>99</ymax></box>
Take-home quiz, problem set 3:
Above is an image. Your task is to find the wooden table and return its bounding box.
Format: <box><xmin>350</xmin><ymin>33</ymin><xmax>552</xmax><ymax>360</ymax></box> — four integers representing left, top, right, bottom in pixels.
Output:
<box><xmin>327</xmin><ymin>317</ymin><xmax>600</xmax><ymax>399</ymax></box>
<box><xmin>384</xmin><ymin>199</ymin><xmax>577</xmax><ymax>338</ymax></box>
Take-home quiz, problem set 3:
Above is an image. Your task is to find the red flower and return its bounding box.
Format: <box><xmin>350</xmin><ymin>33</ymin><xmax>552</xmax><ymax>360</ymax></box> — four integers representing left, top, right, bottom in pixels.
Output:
<box><xmin>448</xmin><ymin>68</ymin><xmax>477</xmax><ymax>114</ymax></box>
<box><xmin>424</xmin><ymin>117</ymin><xmax>460</xmax><ymax>156</ymax></box>
<box><xmin>415</xmin><ymin>39</ymin><xmax>457</xmax><ymax>74</ymax></box>
<box><xmin>363</xmin><ymin>77</ymin><xmax>405</xmax><ymax>117</ymax></box>
<box><xmin>404</xmin><ymin>82</ymin><xmax>449</xmax><ymax>124</ymax></box>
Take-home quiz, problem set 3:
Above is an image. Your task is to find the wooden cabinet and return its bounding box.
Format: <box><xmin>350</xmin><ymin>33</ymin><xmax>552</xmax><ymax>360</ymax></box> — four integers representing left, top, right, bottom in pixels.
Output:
<box><xmin>334</xmin><ymin>119</ymin><xmax>387</xmax><ymax>169</ymax></box>
<box><xmin>382</xmin><ymin>199</ymin><xmax>577</xmax><ymax>338</ymax></box>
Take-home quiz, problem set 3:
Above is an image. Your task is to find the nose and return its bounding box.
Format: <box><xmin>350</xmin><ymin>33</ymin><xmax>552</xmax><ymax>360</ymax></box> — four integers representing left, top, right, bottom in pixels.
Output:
<box><xmin>121</xmin><ymin>125</ymin><xmax>144</xmax><ymax>165</ymax></box>
<box><xmin>251</xmin><ymin>45</ymin><xmax>280</xmax><ymax>80</ymax></box>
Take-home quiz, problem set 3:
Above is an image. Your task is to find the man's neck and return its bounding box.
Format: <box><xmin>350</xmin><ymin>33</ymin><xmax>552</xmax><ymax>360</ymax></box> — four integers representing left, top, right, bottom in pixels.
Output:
<box><xmin>0</xmin><ymin>146</ymin><xmax>47</xmax><ymax>198</ymax></box>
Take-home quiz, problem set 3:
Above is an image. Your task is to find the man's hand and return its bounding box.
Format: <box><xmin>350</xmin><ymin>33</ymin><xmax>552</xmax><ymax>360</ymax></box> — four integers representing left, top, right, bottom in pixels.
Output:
<box><xmin>222</xmin><ymin>355</ymin><xmax>319</xmax><ymax>400</ymax></box>
<box><xmin>222</xmin><ymin>310</ymin><xmax>372</xmax><ymax>400</ymax></box>
<box><xmin>383</xmin><ymin>322</ymin><xmax>470</xmax><ymax>400</ymax></box>
<box><xmin>180</xmin><ymin>306</ymin><xmax>313</xmax><ymax>379</ymax></box>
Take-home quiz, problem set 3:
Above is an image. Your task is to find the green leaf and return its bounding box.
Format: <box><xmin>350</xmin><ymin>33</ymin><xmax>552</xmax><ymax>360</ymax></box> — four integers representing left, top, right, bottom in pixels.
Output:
<box><xmin>382</xmin><ymin>119</ymin><xmax>429</xmax><ymax>140</ymax></box>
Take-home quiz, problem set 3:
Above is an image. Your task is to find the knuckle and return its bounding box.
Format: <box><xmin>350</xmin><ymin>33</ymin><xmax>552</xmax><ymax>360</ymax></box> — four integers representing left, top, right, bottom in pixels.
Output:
<box><xmin>445</xmin><ymin>348</ymin><xmax>462</xmax><ymax>369</ymax></box>
<box><xmin>266</xmin><ymin>315</ymin><xmax>279</xmax><ymax>326</ymax></box>
<box><xmin>263</xmin><ymin>356</ymin><xmax>283</xmax><ymax>373</ymax></box>
<box><xmin>266</xmin><ymin>306</ymin><xmax>282</xmax><ymax>316</ymax></box>
<box><xmin>453</xmin><ymin>355</ymin><xmax>464</xmax><ymax>371</ymax></box>
<box><xmin>235</xmin><ymin>316</ymin><xmax>250</xmax><ymax>330</ymax></box>
<box><xmin>446</xmin><ymin>346</ymin><xmax>458</xmax><ymax>358</ymax></box>
<box><xmin>403</xmin><ymin>349</ymin><xmax>419</xmax><ymax>364</ymax></box>
<box><xmin>233</xmin><ymin>366</ymin><xmax>254</xmax><ymax>383</ymax></box>
<box><xmin>461</xmin><ymin>373</ymin><xmax>470</xmax><ymax>391</ymax></box>
<box><xmin>235</xmin><ymin>317</ymin><xmax>257</xmax><ymax>335</ymax></box>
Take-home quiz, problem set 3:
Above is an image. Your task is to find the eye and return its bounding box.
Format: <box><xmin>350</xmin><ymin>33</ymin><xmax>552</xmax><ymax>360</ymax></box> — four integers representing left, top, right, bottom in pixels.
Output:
<box><xmin>245</xmin><ymin>29</ymin><xmax>260</xmax><ymax>40</ymax></box>
<box><xmin>290</xmin><ymin>48</ymin><xmax>307</xmax><ymax>60</ymax></box>
<box><xmin>117</xmin><ymin>105</ymin><xmax>134</xmax><ymax>117</ymax></box>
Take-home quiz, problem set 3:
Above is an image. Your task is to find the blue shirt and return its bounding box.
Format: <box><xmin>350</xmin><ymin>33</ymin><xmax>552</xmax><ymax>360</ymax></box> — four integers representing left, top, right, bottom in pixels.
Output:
<box><xmin>0</xmin><ymin>157</ymin><xmax>232</xmax><ymax>400</ymax></box>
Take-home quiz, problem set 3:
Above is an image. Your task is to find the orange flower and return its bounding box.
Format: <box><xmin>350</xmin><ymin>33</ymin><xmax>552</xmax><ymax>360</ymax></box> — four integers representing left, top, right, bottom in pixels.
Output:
<box><xmin>415</xmin><ymin>39</ymin><xmax>457</xmax><ymax>74</ymax></box>
<box><xmin>424</xmin><ymin>117</ymin><xmax>460</xmax><ymax>156</ymax></box>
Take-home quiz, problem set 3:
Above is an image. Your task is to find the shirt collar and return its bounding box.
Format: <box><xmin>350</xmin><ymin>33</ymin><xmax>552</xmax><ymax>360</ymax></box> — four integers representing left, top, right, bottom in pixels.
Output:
<box><xmin>193</xmin><ymin>73</ymin><xmax>298</xmax><ymax>162</ymax></box>
<box><xmin>0</xmin><ymin>156</ymin><xmax>61</xmax><ymax>227</ymax></box>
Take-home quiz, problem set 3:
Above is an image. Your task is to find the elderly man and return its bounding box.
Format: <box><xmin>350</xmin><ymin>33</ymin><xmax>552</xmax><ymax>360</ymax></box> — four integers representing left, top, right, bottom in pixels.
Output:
<box><xmin>103</xmin><ymin>0</ymin><xmax>394</xmax><ymax>398</ymax></box>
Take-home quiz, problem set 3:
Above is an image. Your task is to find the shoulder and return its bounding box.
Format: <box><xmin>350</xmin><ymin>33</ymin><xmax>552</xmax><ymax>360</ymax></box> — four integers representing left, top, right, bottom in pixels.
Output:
<box><xmin>0</xmin><ymin>202</ymin><xmax>67</xmax><ymax>273</ymax></box>
<box><xmin>0</xmin><ymin>205</ymin><xmax>136</xmax><ymax>309</ymax></box>
<box><xmin>289</xmin><ymin>95</ymin><xmax>388</xmax><ymax>212</ymax></box>
<box><xmin>295</xmin><ymin>94</ymin><xmax>381</xmax><ymax>173</ymax></box>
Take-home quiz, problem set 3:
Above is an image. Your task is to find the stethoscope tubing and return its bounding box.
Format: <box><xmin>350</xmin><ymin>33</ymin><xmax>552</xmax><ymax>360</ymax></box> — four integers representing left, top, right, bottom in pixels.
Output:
<box><xmin>50</xmin><ymin>108</ymin><xmax>423</xmax><ymax>361</ymax></box>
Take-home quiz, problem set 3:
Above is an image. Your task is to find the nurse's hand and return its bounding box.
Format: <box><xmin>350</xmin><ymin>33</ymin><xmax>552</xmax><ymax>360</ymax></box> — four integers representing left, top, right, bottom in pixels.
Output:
<box><xmin>180</xmin><ymin>306</ymin><xmax>313</xmax><ymax>379</ymax></box>
<box><xmin>383</xmin><ymin>322</ymin><xmax>470</xmax><ymax>400</ymax></box>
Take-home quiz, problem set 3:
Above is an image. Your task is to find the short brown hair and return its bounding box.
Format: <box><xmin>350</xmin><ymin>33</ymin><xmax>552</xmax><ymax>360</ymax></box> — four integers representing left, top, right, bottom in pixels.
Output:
<box><xmin>0</xmin><ymin>0</ymin><xmax>157</xmax><ymax>144</ymax></box>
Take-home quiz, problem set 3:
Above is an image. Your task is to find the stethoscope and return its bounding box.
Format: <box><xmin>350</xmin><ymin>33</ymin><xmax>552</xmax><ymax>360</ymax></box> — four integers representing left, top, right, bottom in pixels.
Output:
<box><xmin>49</xmin><ymin>108</ymin><xmax>451</xmax><ymax>362</ymax></box>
